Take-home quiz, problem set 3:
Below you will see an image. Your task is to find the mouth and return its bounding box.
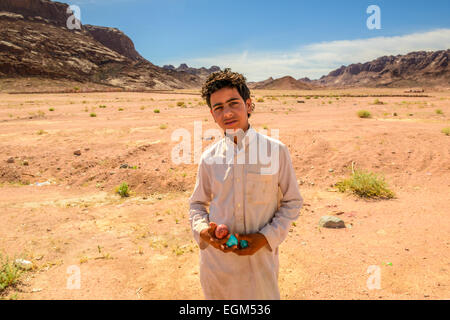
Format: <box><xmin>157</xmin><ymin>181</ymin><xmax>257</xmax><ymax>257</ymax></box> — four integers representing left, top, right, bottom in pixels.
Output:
<box><xmin>224</xmin><ymin>119</ymin><xmax>238</xmax><ymax>125</ymax></box>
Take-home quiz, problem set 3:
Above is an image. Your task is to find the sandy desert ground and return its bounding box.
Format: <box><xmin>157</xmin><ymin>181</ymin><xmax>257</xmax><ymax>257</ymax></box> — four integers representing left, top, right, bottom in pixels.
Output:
<box><xmin>0</xmin><ymin>88</ymin><xmax>449</xmax><ymax>300</ymax></box>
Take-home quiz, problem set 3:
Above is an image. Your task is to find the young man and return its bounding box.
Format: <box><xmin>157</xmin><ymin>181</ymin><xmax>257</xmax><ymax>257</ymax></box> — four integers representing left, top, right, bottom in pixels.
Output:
<box><xmin>189</xmin><ymin>68</ymin><xmax>303</xmax><ymax>300</ymax></box>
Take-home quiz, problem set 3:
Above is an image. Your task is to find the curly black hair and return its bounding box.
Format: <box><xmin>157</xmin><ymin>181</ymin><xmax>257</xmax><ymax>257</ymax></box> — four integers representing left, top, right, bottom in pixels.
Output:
<box><xmin>201</xmin><ymin>68</ymin><xmax>255</xmax><ymax>118</ymax></box>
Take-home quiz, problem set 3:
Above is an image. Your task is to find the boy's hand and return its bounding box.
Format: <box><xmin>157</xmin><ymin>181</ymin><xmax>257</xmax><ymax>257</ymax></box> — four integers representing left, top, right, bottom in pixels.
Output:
<box><xmin>199</xmin><ymin>222</ymin><xmax>238</xmax><ymax>253</ymax></box>
<box><xmin>233</xmin><ymin>233</ymin><xmax>268</xmax><ymax>256</ymax></box>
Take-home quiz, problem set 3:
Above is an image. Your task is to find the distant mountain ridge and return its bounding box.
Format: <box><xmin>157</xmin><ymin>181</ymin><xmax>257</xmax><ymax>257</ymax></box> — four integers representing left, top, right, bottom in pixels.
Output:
<box><xmin>248</xmin><ymin>76</ymin><xmax>317</xmax><ymax>90</ymax></box>
<box><xmin>316</xmin><ymin>49</ymin><xmax>450</xmax><ymax>87</ymax></box>
<box><xmin>249</xmin><ymin>50</ymin><xmax>450</xmax><ymax>89</ymax></box>
<box><xmin>163</xmin><ymin>64</ymin><xmax>221</xmax><ymax>79</ymax></box>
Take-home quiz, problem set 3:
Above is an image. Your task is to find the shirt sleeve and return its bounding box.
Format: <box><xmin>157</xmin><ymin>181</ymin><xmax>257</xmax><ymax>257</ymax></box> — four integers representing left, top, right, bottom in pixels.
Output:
<box><xmin>189</xmin><ymin>155</ymin><xmax>212</xmax><ymax>250</ymax></box>
<box><xmin>259</xmin><ymin>143</ymin><xmax>303</xmax><ymax>252</ymax></box>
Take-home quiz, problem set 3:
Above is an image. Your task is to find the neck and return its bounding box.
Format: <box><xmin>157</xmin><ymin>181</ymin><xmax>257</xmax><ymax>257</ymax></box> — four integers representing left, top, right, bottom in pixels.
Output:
<box><xmin>227</xmin><ymin>123</ymin><xmax>250</xmax><ymax>144</ymax></box>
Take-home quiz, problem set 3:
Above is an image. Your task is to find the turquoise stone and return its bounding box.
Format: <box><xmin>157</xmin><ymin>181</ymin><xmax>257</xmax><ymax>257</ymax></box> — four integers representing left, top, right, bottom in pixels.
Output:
<box><xmin>226</xmin><ymin>235</ymin><xmax>249</xmax><ymax>249</ymax></box>
<box><xmin>226</xmin><ymin>234</ymin><xmax>239</xmax><ymax>247</ymax></box>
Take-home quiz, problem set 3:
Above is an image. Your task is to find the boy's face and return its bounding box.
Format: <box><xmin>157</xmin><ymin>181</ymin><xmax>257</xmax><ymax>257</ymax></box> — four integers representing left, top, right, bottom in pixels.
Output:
<box><xmin>209</xmin><ymin>87</ymin><xmax>252</xmax><ymax>133</ymax></box>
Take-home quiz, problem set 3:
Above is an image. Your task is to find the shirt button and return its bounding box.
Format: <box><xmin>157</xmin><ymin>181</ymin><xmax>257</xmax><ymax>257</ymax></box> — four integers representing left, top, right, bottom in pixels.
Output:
<box><xmin>237</xmin><ymin>203</ymin><xmax>241</xmax><ymax>208</ymax></box>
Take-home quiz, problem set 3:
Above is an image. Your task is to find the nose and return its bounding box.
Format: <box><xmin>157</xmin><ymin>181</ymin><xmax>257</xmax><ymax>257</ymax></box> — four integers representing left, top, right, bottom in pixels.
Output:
<box><xmin>223</xmin><ymin>105</ymin><xmax>234</xmax><ymax>118</ymax></box>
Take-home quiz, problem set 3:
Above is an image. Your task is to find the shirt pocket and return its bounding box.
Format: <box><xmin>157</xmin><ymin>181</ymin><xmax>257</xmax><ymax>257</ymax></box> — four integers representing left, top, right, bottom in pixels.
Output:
<box><xmin>245</xmin><ymin>172</ymin><xmax>276</xmax><ymax>205</ymax></box>
<box><xmin>211</xmin><ymin>165</ymin><xmax>233</xmax><ymax>202</ymax></box>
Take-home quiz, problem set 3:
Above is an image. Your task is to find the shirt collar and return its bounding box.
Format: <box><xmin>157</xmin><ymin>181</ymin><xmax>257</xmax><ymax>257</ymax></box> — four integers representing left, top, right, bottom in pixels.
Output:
<box><xmin>224</xmin><ymin>124</ymin><xmax>256</xmax><ymax>151</ymax></box>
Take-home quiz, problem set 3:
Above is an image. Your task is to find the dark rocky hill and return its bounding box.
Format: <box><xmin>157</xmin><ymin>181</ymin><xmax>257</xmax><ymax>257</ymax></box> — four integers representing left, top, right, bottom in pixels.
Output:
<box><xmin>0</xmin><ymin>0</ymin><xmax>203</xmax><ymax>90</ymax></box>
<box><xmin>315</xmin><ymin>50</ymin><xmax>450</xmax><ymax>88</ymax></box>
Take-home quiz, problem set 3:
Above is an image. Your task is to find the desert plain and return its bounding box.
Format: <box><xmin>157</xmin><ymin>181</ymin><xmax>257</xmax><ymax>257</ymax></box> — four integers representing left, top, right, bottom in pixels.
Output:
<box><xmin>0</xmin><ymin>87</ymin><xmax>449</xmax><ymax>299</ymax></box>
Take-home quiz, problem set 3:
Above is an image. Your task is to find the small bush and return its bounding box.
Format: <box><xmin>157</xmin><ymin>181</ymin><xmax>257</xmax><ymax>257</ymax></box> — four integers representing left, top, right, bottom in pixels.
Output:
<box><xmin>118</xmin><ymin>108</ymin><xmax>124</xmax><ymax>111</ymax></box>
<box><xmin>373</xmin><ymin>99</ymin><xmax>384</xmax><ymax>105</ymax></box>
<box><xmin>334</xmin><ymin>169</ymin><xmax>395</xmax><ymax>199</ymax></box>
<box><xmin>99</xmin><ymin>105</ymin><xmax>107</xmax><ymax>108</ymax></box>
<box><xmin>176</xmin><ymin>101</ymin><xmax>185</xmax><ymax>107</ymax></box>
<box><xmin>90</xmin><ymin>113</ymin><xmax>97</xmax><ymax>117</ymax></box>
<box><xmin>357</xmin><ymin>110</ymin><xmax>371</xmax><ymax>118</ymax></box>
<box><xmin>442</xmin><ymin>127</ymin><xmax>450</xmax><ymax>136</ymax></box>
<box><xmin>435</xmin><ymin>109</ymin><xmax>443</xmax><ymax>115</ymax></box>
<box><xmin>0</xmin><ymin>254</ymin><xmax>22</xmax><ymax>293</ymax></box>
<box><xmin>36</xmin><ymin>129</ymin><xmax>47</xmax><ymax>135</ymax></box>
<box><xmin>257</xmin><ymin>98</ymin><xmax>264</xmax><ymax>103</ymax></box>
<box><xmin>49</xmin><ymin>108</ymin><xmax>55</xmax><ymax>111</ymax></box>
<box><xmin>116</xmin><ymin>182</ymin><xmax>129</xmax><ymax>197</ymax></box>
<box><xmin>160</xmin><ymin>124</ymin><xmax>168</xmax><ymax>129</ymax></box>
<box><xmin>154</xmin><ymin>109</ymin><xmax>160</xmax><ymax>113</ymax></box>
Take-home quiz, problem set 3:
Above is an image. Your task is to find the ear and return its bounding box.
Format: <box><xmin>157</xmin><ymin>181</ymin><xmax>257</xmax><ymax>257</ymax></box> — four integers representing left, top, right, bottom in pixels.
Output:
<box><xmin>245</xmin><ymin>98</ymin><xmax>253</xmax><ymax>115</ymax></box>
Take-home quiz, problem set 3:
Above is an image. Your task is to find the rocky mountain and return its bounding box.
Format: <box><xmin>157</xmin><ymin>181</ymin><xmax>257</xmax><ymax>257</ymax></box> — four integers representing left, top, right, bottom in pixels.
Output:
<box><xmin>248</xmin><ymin>76</ymin><xmax>318</xmax><ymax>90</ymax></box>
<box><xmin>0</xmin><ymin>0</ymin><xmax>203</xmax><ymax>90</ymax></box>
<box><xmin>163</xmin><ymin>64</ymin><xmax>221</xmax><ymax>81</ymax></box>
<box><xmin>315</xmin><ymin>50</ymin><xmax>450</xmax><ymax>88</ymax></box>
<box><xmin>247</xmin><ymin>50</ymin><xmax>449</xmax><ymax>89</ymax></box>
<box><xmin>83</xmin><ymin>25</ymin><xmax>145</xmax><ymax>62</ymax></box>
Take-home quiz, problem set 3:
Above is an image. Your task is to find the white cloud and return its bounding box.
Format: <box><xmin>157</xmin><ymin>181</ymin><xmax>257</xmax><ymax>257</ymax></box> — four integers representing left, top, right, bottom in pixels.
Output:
<box><xmin>167</xmin><ymin>29</ymin><xmax>450</xmax><ymax>81</ymax></box>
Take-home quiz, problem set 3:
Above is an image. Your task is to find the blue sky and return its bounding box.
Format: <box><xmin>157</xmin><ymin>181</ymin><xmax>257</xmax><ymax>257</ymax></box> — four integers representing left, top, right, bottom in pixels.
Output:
<box><xmin>64</xmin><ymin>0</ymin><xmax>450</xmax><ymax>81</ymax></box>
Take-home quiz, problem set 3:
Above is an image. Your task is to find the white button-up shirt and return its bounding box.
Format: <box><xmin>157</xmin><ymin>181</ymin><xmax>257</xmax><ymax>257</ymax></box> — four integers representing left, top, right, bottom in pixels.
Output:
<box><xmin>189</xmin><ymin>125</ymin><xmax>303</xmax><ymax>300</ymax></box>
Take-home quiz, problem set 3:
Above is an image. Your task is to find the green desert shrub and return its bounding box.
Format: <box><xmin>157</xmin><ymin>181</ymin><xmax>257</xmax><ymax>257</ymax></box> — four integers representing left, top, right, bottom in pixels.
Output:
<box><xmin>441</xmin><ymin>127</ymin><xmax>450</xmax><ymax>136</ymax></box>
<box><xmin>116</xmin><ymin>182</ymin><xmax>129</xmax><ymax>197</ymax></box>
<box><xmin>36</xmin><ymin>129</ymin><xmax>47</xmax><ymax>135</ymax></box>
<box><xmin>334</xmin><ymin>169</ymin><xmax>395</xmax><ymax>199</ymax></box>
<box><xmin>0</xmin><ymin>254</ymin><xmax>22</xmax><ymax>293</ymax></box>
<box><xmin>373</xmin><ymin>99</ymin><xmax>384</xmax><ymax>105</ymax></box>
<box><xmin>357</xmin><ymin>110</ymin><xmax>372</xmax><ymax>118</ymax></box>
